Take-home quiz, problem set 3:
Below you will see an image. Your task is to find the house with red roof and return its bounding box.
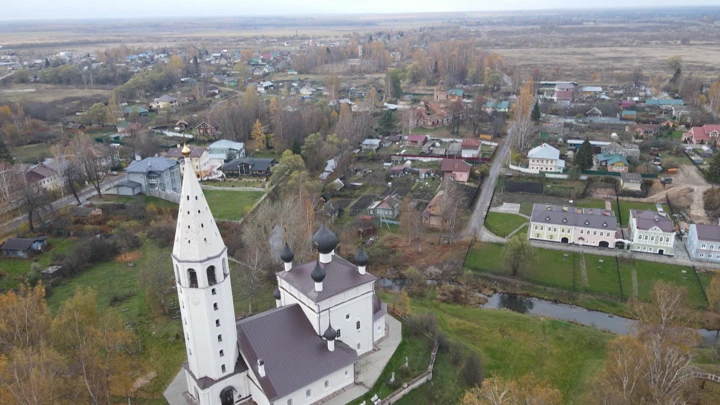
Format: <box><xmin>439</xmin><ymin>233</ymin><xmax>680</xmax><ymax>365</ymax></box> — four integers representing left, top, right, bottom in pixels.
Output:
<box><xmin>460</xmin><ymin>138</ymin><xmax>481</xmax><ymax>158</ymax></box>
<box><xmin>406</xmin><ymin>135</ymin><xmax>428</xmax><ymax>146</ymax></box>
<box><xmin>440</xmin><ymin>159</ymin><xmax>471</xmax><ymax>182</ymax></box>
<box><xmin>682</xmin><ymin>125</ymin><xmax>720</xmax><ymax>144</ymax></box>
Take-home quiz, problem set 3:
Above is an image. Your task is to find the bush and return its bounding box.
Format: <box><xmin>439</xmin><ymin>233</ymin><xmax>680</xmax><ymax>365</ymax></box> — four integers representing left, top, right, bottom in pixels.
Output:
<box><xmin>450</xmin><ymin>341</ymin><xmax>465</xmax><ymax>366</ymax></box>
<box><xmin>405</xmin><ymin>313</ymin><xmax>438</xmax><ymax>338</ymax></box>
<box><xmin>462</xmin><ymin>351</ymin><xmax>484</xmax><ymax>387</ymax></box>
<box><xmin>147</xmin><ymin>221</ymin><xmax>176</xmax><ymax>248</ymax></box>
<box><xmin>114</xmin><ymin>229</ymin><xmax>142</xmax><ymax>252</ymax></box>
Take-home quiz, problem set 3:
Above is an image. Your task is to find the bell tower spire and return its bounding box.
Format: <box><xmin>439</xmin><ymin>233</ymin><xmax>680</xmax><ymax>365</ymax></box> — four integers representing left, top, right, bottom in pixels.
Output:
<box><xmin>172</xmin><ymin>152</ymin><xmax>238</xmax><ymax>399</ymax></box>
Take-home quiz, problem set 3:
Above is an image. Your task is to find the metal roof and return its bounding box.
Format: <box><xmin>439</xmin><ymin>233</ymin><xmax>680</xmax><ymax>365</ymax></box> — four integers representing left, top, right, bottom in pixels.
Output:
<box><xmin>527</xmin><ymin>143</ymin><xmax>560</xmax><ymax>160</ymax></box>
<box><xmin>531</xmin><ymin>204</ymin><xmax>616</xmax><ymax>231</ymax></box>
<box><xmin>693</xmin><ymin>224</ymin><xmax>720</xmax><ymax>242</ymax></box>
<box><xmin>1</xmin><ymin>236</ymin><xmax>47</xmax><ymax>252</ymax></box>
<box><xmin>630</xmin><ymin>210</ymin><xmax>674</xmax><ymax>232</ymax></box>
<box><xmin>237</xmin><ymin>305</ymin><xmax>357</xmax><ymax>401</ymax></box>
<box><xmin>125</xmin><ymin>157</ymin><xmax>178</xmax><ymax>174</ymax></box>
<box><xmin>276</xmin><ymin>255</ymin><xmax>377</xmax><ymax>303</ymax></box>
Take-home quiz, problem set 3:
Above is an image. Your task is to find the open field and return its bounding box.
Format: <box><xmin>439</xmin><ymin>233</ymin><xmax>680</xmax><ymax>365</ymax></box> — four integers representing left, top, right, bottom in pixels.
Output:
<box><xmin>484</xmin><ymin>212</ymin><xmax>527</xmax><ymax>237</ymax></box>
<box><xmin>0</xmin><ymin>84</ymin><xmax>112</xmax><ymax>103</ymax></box>
<box><xmin>9</xmin><ymin>142</ymin><xmax>52</xmax><ymax>163</ymax></box>
<box><xmin>0</xmin><ymin>237</ymin><xmax>76</xmax><ymax>290</ymax></box>
<box><xmin>495</xmin><ymin>44</ymin><xmax>720</xmax><ymax>80</ymax></box>
<box><xmin>202</xmin><ymin>190</ymin><xmax>265</xmax><ymax>221</ymax></box>
<box><xmin>379</xmin><ymin>291</ymin><xmax>613</xmax><ymax>404</ymax></box>
<box><xmin>466</xmin><ymin>242</ymin><xmax>711</xmax><ymax>311</ymax></box>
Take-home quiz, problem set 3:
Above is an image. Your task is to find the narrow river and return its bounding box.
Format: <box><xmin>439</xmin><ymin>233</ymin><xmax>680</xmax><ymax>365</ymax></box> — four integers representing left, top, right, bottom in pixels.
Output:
<box><xmin>378</xmin><ymin>279</ymin><xmax>719</xmax><ymax>345</ymax></box>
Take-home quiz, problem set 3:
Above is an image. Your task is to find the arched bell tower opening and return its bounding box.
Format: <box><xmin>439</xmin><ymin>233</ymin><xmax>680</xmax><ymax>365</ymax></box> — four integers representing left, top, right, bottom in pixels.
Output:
<box><xmin>220</xmin><ymin>387</ymin><xmax>235</xmax><ymax>405</ymax></box>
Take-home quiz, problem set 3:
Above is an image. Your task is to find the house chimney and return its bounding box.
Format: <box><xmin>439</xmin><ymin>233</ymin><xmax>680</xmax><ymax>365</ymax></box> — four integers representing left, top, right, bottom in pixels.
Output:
<box><xmin>257</xmin><ymin>359</ymin><xmax>265</xmax><ymax>378</ymax></box>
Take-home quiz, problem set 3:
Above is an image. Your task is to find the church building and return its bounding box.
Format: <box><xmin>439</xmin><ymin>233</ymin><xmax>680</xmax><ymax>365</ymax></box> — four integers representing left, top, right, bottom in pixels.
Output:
<box><xmin>172</xmin><ymin>145</ymin><xmax>387</xmax><ymax>405</ymax></box>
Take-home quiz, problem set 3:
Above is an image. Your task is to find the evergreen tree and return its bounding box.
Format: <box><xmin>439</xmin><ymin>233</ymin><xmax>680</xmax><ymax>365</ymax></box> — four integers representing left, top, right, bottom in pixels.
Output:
<box><xmin>378</xmin><ymin>110</ymin><xmax>396</xmax><ymax>135</ymax></box>
<box><xmin>45</xmin><ymin>58</ymin><xmax>50</xmax><ymax>68</ymax></box>
<box><xmin>575</xmin><ymin>138</ymin><xmax>594</xmax><ymax>171</ymax></box>
<box><xmin>531</xmin><ymin>102</ymin><xmax>541</xmax><ymax>123</ymax></box>
<box><xmin>0</xmin><ymin>140</ymin><xmax>13</xmax><ymax>162</ymax></box>
<box><xmin>707</xmin><ymin>151</ymin><xmax>720</xmax><ymax>184</ymax></box>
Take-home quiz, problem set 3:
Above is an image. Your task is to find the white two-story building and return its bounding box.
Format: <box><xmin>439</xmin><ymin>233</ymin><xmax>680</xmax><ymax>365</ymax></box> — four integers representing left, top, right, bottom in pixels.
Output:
<box><xmin>628</xmin><ymin>209</ymin><xmax>675</xmax><ymax>256</ymax></box>
<box><xmin>527</xmin><ymin>143</ymin><xmax>565</xmax><ymax>173</ymax></box>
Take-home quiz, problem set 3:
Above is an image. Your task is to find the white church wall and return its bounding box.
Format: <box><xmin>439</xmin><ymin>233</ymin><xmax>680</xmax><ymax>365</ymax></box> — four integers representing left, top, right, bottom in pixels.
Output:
<box><xmin>270</xmin><ymin>364</ymin><xmax>354</xmax><ymax>405</ymax></box>
<box><xmin>187</xmin><ymin>371</ymin><xmax>249</xmax><ymax>405</ymax></box>
<box><xmin>373</xmin><ymin>315</ymin><xmax>385</xmax><ymax>342</ymax></box>
<box><xmin>318</xmin><ymin>289</ymin><xmax>374</xmax><ymax>356</ymax></box>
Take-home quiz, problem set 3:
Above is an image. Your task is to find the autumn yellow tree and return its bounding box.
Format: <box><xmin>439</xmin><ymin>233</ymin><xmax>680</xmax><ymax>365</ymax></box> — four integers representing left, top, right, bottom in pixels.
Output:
<box><xmin>251</xmin><ymin>119</ymin><xmax>266</xmax><ymax>149</ymax></box>
<box><xmin>164</xmin><ymin>55</ymin><xmax>185</xmax><ymax>81</ymax></box>
<box><xmin>51</xmin><ymin>288</ymin><xmax>135</xmax><ymax>404</ymax></box>
<box><xmin>0</xmin><ymin>343</ymin><xmax>74</xmax><ymax>405</ymax></box>
<box><xmin>461</xmin><ymin>374</ymin><xmax>562</xmax><ymax>405</ymax></box>
<box><xmin>365</xmin><ymin>86</ymin><xmax>377</xmax><ymax>112</ymax></box>
<box><xmin>394</xmin><ymin>290</ymin><xmax>411</xmax><ymax>317</ymax></box>
<box><xmin>0</xmin><ymin>283</ymin><xmax>51</xmax><ymax>353</ymax></box>
<box><xmin>709</xmin><ymin>81</ymin><xmax>720</xmax><ymax>114</ymax></box>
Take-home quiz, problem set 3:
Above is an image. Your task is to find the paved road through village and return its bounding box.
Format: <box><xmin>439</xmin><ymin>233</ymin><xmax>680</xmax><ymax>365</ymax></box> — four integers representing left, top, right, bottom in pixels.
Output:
<box><xmin>465</xmin><ymin>123</ymin><xmax>518</xmax><ymax>239</ymax></box>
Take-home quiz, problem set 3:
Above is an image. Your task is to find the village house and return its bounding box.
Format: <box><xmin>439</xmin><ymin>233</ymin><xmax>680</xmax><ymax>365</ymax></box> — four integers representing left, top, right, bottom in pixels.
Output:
<box><xmin>626</xmin><ymin>124</ymin><xmax>658</xmax><ymax>138</ymax></box>
<box><xmin>150</xmin><ymin>95</ymin><xmax>178</xmax><ymax>110</ymax></box>
<box><xmin>422</xmin><ymin>190</ymin><xmax>451</xmax><ymax>228</ymax></box>
<box><xmin>166</xmin><ymin>145</ymin><xmax>214</xmax><ymax>178</ymax></box>
<box><xmin>25</xmin><ymin>163</ymin><xmax>60</xmax><ymax>191</ymax></box>
<box><xmin>1</xmin><ymin>236</ymin><xmax>48</xmax><ymax>259</ymax></box>
<box><xmin>460</xmin><ymin>138</ymin><xmax>481</xmax><ymax>158</ymax></box>
<box><xmin>207</xmin><ymin>140</ymin><xmax>246</xmax><ymax>161</ymax></box>
<box><xmin>121</xmin><ymin>157</ymin><xmax>181</xmax><ymax>195</ymax></box>
<box><xmin>621</xmin><ymin>110</ymin><xmax>637</xmax><ymax>121</ymax></box>
<box><xmin>121</xmin><ymin>105</ymin><xmax>148</xmax><ymax>117</ymax></box>
<box><xmin>687</xmin><ymin>224</ymin><xmax>720</xmax><ymax>263</ymax></box>
<box><xmin>360</xmin><ymin>139</ymin><xmax>381</xmax><ymax>152</ymax></box>
<box><xmin>440</xmin><ymin>159</ymin><xmax>471</xmax><ymax>182</ymax></box>
<box><xmin>600</xmin><ymin>142</ymin><xmax>640</xmax><ymax>158</ymax></box>
<box><xmin>367</xmin><ymin>194</ymin><xmax>401</xmax><ymax>220</ymax></box>
<box><xmin>682</xmin><ymin>125</ymin><xmax>720</xmax><ymax>144</ymax></box>
<box><xmin>196</xmin><ymin>122</ymin><xmax>220</xmax><ymax>137</ymax></box>
<box><xmin>596</xmin><ymin>153</ymin><xmax>629</xmax><ymax>173</ymax></box>
<box><xmin>222</xmin><ymin>157</ymin><xmax>275</xmax><ymax>177</ymax></box>
<box><xmin>485</xmin><ymin>100</ymin><xmax>509</xmax><ymax>113</ymax></box>
<box><xmin>529</xmin><ymin>203</ymin><xmax>617</xmax><ymax>248</ymax></box>
<box><xmin>406</xmin><ymin>135</ymin><xmax>428</xmax><ymax>146</ymax></box>
<box><xmin>527</xmin><ymin>143</ymin><xmax>565</xmax><ymax>173</ymax></box>
<box><xmin>628</xmin><ymin>209</ymin><xmax>675</xmax><ymax>256</ymax></box>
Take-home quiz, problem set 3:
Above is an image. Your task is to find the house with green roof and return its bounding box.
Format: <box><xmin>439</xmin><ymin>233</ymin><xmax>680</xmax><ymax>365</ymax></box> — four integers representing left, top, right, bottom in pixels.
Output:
<box><xmin>597</xmin><ymin>153</ymin><xmax>629</xmax><ymax>173</ymax></box>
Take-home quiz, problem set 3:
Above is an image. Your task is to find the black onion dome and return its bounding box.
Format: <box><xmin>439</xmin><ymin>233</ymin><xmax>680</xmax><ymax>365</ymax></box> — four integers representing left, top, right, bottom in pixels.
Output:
<box><xmin>323</xmin><ymin>324</ymin><xmax>337</xmax><ymax>340</ymax></box>
<box><xmin>355</xmin><ymin>247</ymin><xmax>369</xmax><ymax>266</ymax></box>
<box><xmin>280</xmin><ymin>242</ymin><xmax>294</xmax><ymax>263</ymax></box>
<box><xmin>273</xmin><ymin>288</ymin><xmax>281</xmax><ymax>300</ymax></box>
<box><xmin>312</xmin><ymin>224</ymin><xmax>338</xmax><ymax>254</ymax></box>
<box><xmin>311</xmin><ymin>261</ymin><xmax>326</xmax><ymax>283</ymax></box>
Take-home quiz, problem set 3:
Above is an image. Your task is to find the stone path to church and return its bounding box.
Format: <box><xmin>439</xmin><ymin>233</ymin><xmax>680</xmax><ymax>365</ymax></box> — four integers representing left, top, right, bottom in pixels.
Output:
<box><xmin>323</xmin><ymin>316</ymin><xmax>403</xmax><ymax>405</ymax></box>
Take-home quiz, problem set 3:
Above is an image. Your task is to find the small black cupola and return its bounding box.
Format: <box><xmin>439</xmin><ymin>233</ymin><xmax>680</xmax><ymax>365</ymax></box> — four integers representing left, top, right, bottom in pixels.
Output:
<box><xmin>311</xmin><ymin>260</ymin><xmax>326</xmax><ymax>283</ymax></box>
<box><xmin>280</xmin><ymin>242</ymin><xmax>294</xmax><ymax>263</ymax></box>
<box><xmin>273</xmin><ymin>288</ymin><xmax>281</xmax><ymax>300</ymax></box>
<box><xmin>312</xmin><ymin>223</ymin><xmax>338</xmax><ymax>255</ymax></box>
<box><xmin>323</xmin><ymin>324</ymin><xmax>337</xmax><ymax>341</ymax></box>
<box><xmin>355</xmin><ymin>247</ymin><xmax>369</xmax><ymax>267</ymax></box>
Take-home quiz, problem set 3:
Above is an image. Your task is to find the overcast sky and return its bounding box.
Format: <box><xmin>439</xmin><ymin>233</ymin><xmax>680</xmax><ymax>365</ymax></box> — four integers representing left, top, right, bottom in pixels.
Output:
<box><xmin>2</xmin><ymin>1</ymin><xmax>719</xmax><ymax>21</ymax></box>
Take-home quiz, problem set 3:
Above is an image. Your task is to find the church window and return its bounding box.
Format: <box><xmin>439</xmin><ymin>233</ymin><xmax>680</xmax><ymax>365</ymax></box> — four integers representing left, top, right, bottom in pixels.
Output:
<box><xmin>218</xmin><ymin>334</ymin><xmax>222</xmax><ymax>342</ymax></box>
<box><xmin>207</xmin><ymin>266</ymin><xmax>217</xmax><ymax>286</ymax></box>
<box><xmin>346</xmin><ymin>314</ymin><xmax>350</xmax><ymax>320</ymax></box>
<box><xmin>356</xmin><ymin>321</ymin><xmax>361</xmax><ymax>330</ymax></box>
<box><xmin>216</xmin><ymin>319</ymin><xmax>220</xmax><ymax>327</ymax></box>
<box><xmin>357</xmin><ymin>343</ymin><xmax>361</xmax><ymax>350</ymax></box>
<box><xmin>336</xmin><ymin>329</ymin><xmax>341</xmax><ymax>339</ymax></box>
<box><xmin>221</xmin><ymin>365</ymin><xmax>226</xmax><ymax>373</ymax></box>
<box><xmin>306</xmin><ymin>389</ymin><xmax>312</xmax><ymax>398</ymax></box>
<box><xmin>324</xmin><ymin>380</ymin><xmax>329</xmax><ymax>389</ymax></box>
<box><xmin>188</xmin><ymin>269</ymin><xmax>198</xmax><ymax>288</ymax></box>
<box><xmin>220</xmin><ymin>350</ymin><xmax>224</xmax><ymax>357</ymax></box>
<box><xmin>213</xmin><ymin>303</ymin><xmax>218</xmax><ymax>311</ymax></box>
<box><xmin>212</xmin><ymin>288</ymin><xmax>216</xmax><ymax>295</ymax></box>
<box><xmin>345</xmin><ymin>370</ymin><xmax>349</xmax><ymax>377</ymax></box>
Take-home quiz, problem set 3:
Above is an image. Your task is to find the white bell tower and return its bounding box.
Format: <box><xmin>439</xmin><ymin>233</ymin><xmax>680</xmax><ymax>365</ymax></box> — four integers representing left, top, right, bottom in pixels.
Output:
<box><xmin>173</xmin><ymin>145</ymin><xmax>238</xmax><ymax>402</ymax></box>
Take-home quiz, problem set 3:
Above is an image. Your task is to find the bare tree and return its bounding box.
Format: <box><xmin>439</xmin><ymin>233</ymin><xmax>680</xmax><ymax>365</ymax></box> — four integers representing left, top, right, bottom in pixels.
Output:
<box><xmin>71</xmin><ymin>134</ymin><xmax>107</xmax><ymax>198</ymax></box>
<box><xmin>140</xmin><ymin>253</ymin><xmax>173</xmax><ymax>315</ymax></box>
<box><xmin>18</xmin><ymin>179</ymin><xmax>52</xmax><ymax>231</ymax></box>
<box><xmin>403</xmin><ymin>203</ymin><xmax>424</xmax><ymax>252</ymax></box>
<box><xmin>0</xmin><ymin>161</ymin><xmax>22</xmax><ymax>204</ymax></box>
<box><xmin>235</xmin><ymin>246</ymin><xmax>265</xmax><ymax>315</ymax></box>
<box><xmin>51</xmin><ymin>144</ymin><xmax>84</xmax><ymax>205</ymax></box>
<box><xmin>509</xmin><ymin>118</ymin><xmax>536</xmax><ymax>152</ymax></box>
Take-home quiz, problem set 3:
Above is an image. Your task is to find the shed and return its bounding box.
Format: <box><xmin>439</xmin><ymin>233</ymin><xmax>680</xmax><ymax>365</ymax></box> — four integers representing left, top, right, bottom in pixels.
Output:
<box><xmin>1</xmin><ymin>236</ymin><xmax>48</xmax><ymax>259</ymax></box>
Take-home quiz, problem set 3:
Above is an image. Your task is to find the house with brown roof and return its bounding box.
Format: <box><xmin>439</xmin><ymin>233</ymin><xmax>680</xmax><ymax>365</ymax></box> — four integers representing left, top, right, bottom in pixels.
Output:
<box><xmin>25</xmin><ymin>163</ymin><xmax>60</xmax><ymax>191</ymax></box>
<box><xmin>626</xmin><ymin>124</ymin><xmax>658</xmax><ymax>139</ymax></box>
<box><xmin>196</xmin><ymin>122</ymin><xmax>220</xmax><ymax>137</ymax></box>
<box><xmin>682</xmin><ymin>125</ymin><xmax>720</xmax><ymax>144</ymax></box>
<box><xmin>440</xmin><ymin>159</ymin><xmax>471</xmax><ymax>182</ymax></box>
<box><xmin>628</xmin><ymin>209</ymin><xmax>675</xmax><ymax>256</ymax></box>
<box><xmin>460</xmin><ymin>138</ymin><xmax>481</xmax><ymax>158</ymax></box>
